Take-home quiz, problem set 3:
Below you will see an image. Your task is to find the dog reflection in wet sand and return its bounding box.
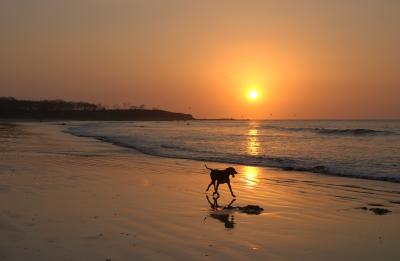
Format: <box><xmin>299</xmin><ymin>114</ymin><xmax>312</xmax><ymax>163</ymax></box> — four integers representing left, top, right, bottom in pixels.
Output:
<box><xmin>206</xmin><ymin>195</ymin><xmax>236</xmax><ymax>229</ymax></box>
<box><xmin>205</xmin><ymin>194</ymin><xmax>265</xmax><ymax>229</ymax></box>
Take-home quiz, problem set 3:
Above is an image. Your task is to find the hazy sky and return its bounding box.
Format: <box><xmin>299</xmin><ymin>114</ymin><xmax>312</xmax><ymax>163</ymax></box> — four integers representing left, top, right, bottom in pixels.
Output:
<box><xmin>1</xmin><ymin>0</ymin><xmax>399</xmax><ymax>119</ymax></box>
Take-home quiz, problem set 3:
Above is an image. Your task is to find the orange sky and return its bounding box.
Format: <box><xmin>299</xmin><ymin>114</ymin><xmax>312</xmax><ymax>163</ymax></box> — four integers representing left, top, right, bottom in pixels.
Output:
<box><xmin>1</xmin><ymin>0</ymin><xmax>399</xmax><ymax>119</ymax></box>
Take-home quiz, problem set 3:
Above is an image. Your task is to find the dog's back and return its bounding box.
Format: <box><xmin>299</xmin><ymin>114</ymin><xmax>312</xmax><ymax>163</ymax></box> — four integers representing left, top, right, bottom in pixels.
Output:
<box><xmin>209</xmin><ymin>168</ymin><xmax>231</xmax><ymax>184</ymax></box>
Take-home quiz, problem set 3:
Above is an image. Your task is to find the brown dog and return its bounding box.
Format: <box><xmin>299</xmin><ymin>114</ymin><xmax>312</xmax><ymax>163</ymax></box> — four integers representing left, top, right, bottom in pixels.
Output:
<box><xmin>205</xmin><ymin>165</ymin><xmax>237</xmax><ymax>197</ymax></box>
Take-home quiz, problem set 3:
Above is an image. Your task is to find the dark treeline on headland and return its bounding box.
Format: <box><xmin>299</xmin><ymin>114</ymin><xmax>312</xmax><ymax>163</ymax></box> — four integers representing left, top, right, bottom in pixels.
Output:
<box><xmin>0</xmin><ymin>97</ymin><xmax>194</xmax><ymax>121</ymax></box>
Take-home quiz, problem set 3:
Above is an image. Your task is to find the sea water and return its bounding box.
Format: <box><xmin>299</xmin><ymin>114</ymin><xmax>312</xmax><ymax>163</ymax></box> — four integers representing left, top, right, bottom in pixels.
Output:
<box><xmin>66</xmin><ymin>120</ymin><xmax>400</xmax><ymax>182</ymax></box>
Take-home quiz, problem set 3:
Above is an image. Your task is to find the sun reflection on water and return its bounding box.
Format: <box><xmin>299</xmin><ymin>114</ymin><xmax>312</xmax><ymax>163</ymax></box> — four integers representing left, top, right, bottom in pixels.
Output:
<box><xmin>247</xmin><ymin>125</ymin><xmax>260</xmax><ymax>156</ymax></box>
<box><xmin>241</xmin><ymin>166</ymin><xmax>259</xmax><ymax>189</ymax></box>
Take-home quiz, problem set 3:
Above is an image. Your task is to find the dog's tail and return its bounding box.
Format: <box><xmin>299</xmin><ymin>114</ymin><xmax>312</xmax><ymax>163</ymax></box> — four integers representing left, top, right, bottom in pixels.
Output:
<box><xmin>205</xmin><ymin>164</ymin><xmax>213</xmax><ymax>171</ymax></box>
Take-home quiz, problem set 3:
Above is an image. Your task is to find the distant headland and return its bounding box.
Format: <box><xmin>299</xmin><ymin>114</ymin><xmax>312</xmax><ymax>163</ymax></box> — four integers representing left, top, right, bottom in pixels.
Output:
<box><xmin>0</xmin><ymin>97</ymin><xmax>194</xmax><ymax>121</ymax></box>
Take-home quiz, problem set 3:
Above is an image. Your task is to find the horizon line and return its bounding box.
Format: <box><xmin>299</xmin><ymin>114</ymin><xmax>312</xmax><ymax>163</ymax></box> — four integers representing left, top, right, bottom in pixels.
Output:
<box><xmin>195</xmin><ymin>118</ymin><xmax>400</xmax><ymax>121</ymax></box>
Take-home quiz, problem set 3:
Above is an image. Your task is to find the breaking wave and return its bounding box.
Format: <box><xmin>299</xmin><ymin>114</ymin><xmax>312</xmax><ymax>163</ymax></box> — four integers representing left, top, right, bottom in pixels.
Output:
<box><xmin>64</xmin><ymin>124</ymin><xmax>400</xmax><ymax>183</ymax></box>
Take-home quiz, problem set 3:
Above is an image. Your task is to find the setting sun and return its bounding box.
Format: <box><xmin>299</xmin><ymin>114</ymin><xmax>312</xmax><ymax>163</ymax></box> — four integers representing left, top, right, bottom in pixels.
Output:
<box><xmin>248</xmin><ymin>90</ymin><xmax>259</xmax><ymax>100</ymax></box>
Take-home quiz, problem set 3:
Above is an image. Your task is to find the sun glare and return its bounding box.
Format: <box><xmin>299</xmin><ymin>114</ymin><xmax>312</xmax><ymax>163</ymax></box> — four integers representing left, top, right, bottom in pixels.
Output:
<box><xmin>248</xmin><ymin>90</ymin><xmax>259</xmax><ymax>100</ymax></box>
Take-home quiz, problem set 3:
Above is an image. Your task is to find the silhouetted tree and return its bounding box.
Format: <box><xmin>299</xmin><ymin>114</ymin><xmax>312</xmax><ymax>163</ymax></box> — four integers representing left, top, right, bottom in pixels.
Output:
<box><xmin>0</xmin><ymin>97</ymin><xmax>193</xmax><ymax>121</ymax></box>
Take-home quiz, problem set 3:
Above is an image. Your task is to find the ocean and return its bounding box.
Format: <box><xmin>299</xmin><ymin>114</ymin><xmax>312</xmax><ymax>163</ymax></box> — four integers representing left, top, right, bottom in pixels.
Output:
<box><xmin>65</xmin><ymin>120</ymin><xmax>400</xmax><ymax>182</ymax></box>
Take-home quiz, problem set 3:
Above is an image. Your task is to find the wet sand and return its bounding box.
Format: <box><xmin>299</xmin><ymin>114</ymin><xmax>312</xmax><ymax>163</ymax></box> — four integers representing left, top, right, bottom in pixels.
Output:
<box><xmin>1</xmin><ymin>122</ymin><xmax>400</xmax><ymax>260</ymax></box>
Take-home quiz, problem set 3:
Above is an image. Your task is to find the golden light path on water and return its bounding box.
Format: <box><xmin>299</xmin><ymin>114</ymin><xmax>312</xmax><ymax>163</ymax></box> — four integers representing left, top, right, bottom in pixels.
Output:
<box><xmin>247</xmin><ymin>127</ymin><xmax>260</xmax><ymax>156</ymax></box>
<box><xmin>241</xmin><ymin>166</ymin><xmax>260</xmax><ymax>189</ymax></box>
<box><xmin>243</xmin><ymin>123</ymin><xmax>261</xmax><ymax>189</ymax></box>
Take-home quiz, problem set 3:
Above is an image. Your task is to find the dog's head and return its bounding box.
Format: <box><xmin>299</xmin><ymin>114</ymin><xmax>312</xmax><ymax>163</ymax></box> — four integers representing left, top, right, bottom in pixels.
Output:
<box><xmin>225</xmin><ymin>167</ymin><xmax>238</xmax><ymax>177</ymax></box>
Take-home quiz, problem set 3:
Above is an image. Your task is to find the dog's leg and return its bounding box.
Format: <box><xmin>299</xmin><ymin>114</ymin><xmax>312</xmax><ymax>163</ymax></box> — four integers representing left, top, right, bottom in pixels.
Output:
<box><xmin>207</xmin><ymin>178</ymin><xmax>217</xmax><ymax>191</ymax></box>
<box><xmin>206</xmin><ymin>181</ymin><xmax>213</xmax><ymax>191</ymax></box>
<box><xmin>227</xmin><ymin>182</ymin><xmax>236</xmax><ymax>197</ymax></box>
<box><xmin>214</xmin><ymin>182</ymin><xmax>220</xmax><ymax>195</ymax></box>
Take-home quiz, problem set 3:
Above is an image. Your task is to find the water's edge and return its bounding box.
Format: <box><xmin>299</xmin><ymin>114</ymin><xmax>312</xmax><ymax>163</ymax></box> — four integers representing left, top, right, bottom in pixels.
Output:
<box><xmin>64</xmin><ymin>128</ymin><xmax>400</xmax><ymax>184</ymax></box>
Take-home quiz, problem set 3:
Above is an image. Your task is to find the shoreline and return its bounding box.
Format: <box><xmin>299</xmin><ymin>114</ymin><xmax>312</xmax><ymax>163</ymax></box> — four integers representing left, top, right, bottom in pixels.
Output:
<box><xmin>63</xmin><ymin>123</ymin><xmax>400</xmax><ymax>185</ymax></box>
<box><xmin>67</xmin><ymin>131</ymin><xmax>400</xmax><ymax>184</ymax></box>
<box><xmin>1</xmin><ymin>122</ymin><xmax>400</xmax><ymax>260</ymax></box>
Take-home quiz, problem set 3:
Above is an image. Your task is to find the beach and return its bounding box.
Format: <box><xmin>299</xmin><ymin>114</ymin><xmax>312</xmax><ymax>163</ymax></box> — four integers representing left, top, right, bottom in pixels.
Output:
<box><xmin>1</xmin><ymin>122</ymin><xmax>400</xmax><ymax>261</ymax></box>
